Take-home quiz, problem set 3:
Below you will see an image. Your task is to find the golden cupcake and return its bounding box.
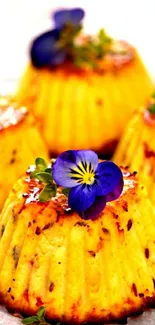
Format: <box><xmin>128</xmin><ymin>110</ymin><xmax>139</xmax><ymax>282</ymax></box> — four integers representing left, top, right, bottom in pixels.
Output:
<box><xmin>0</xmin><ymin>95</ymin><xmax>49</xmax><ymax>211</ymax></box>
<box><xmin>1</xmin><ymin>149</ymin><xmax>155</xmax><ymax>324</ymax></box>
<box><xmin>16</xmin><ymin>8</ymin><xmax>154</xmax><ymax>157</ymax></box>
<box><xmin>114</xmin><ymin>94</ymin><xmax>155</xmax><ymax>204</ymax></box>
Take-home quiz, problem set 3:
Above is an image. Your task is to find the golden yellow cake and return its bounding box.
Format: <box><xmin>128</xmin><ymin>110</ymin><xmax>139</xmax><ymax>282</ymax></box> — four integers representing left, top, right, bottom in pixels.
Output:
<box><xmin>16</xmin><ymin>8</ymin><xmax>154</xmax><ymax>157</ymax></box>
<box><xmin>0</xmin><ymin>96</ymin><xmax>49</xmax><ymax>211</ymax></box>
<box><xmin>114</xmin><ymin>99</ymin><xmax>155</xmax><ymax>204</ymax></box>
<box><xmin>1</xmin><ymin>164</ymin><xmax>155</xmax><ymax>323</ymax></box>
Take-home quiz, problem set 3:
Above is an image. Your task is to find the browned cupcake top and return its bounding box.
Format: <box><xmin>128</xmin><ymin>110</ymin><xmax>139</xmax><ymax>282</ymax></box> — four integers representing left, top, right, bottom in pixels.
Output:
<box><xmin>32</xmin><ymin>40</ymin><xmax>135</xmax><ymax>78</ymax></box>
<box><xmin>22</xmin><ymin>167</ymin><xmax>138</xmax><ymax>220</ymax></box>
<box><xmin>104</xmin><ymin>40</ymin><xmax>135</xmax><ymax>70</ymax></box>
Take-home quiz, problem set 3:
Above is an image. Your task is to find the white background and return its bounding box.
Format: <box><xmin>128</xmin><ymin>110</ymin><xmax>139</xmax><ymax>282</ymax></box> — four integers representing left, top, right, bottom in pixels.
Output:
<box><xmin>0</xmin><ymin>0</ymin><xmax>155</xmax><ymax>82</ymax></box>
<box><xmin>0</xmin><ymin>1</ymin><xmax>155</xmax><ymax>324</ymax></box>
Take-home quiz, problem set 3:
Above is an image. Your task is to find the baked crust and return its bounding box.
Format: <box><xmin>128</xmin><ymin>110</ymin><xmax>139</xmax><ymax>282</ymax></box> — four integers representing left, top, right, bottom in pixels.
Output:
<box><xmin>0</xmin><ymin>168</ymin><xmax>155</xmax><ymax>323</ymax></box>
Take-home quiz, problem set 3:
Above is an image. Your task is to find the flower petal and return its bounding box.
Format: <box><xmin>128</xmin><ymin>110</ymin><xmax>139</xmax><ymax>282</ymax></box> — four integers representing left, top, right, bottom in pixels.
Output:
<box><xmin>68</xmin><ymin>184</ymin><xmax>97</xmax><ymax>212</ymax></box>
<box><xmin>54</xmin><ymin>9</ymin><xmax>70</xmax><ymax>28</ymax></box>
<box><xmin>54</xmin><ymin>8</ymin><xmax>84</xmax><ymax>28</ymax></box>
<box><xmin>52</xmin><ymin>150</ymin><xmax>98</xmax><ymax>188</ymax></box>
<box><xmin>75</xmin><ymin>150</ymin><xmax>98</xmax><ymax>172</ymax></box>
<box><xmin>79</xmin><ymin>196</ymin><xmax>106</xmax><ymax>220</ymax></box>
<box><xmin>105</xmin><ymin>176</ymin><xmax>124</xmax><ymax>202</ymax></box>
<box><xmin>52</xmin><ymin>150</ymin><xmax>80</xmax><ymax>187</ymax></box>
<box><xmin>96</xmin><ymin>161</ymin><xmax>123</xmax><ymax>196</ymax></box>
<box><xmin>69</xmin><ymin>8</ymin><xmax>85</xmax><ymax>25</ymax></box>
<box><xmin>30</xmin><ymin>29</ymin><xmax>66</xmax><ymax>68</ymax></box>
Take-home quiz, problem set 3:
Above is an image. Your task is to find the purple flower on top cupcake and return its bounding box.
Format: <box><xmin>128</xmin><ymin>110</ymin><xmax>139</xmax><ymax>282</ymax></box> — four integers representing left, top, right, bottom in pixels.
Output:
<box><xmin>30</xmin><ymin>8</ymin><xmax>84</xmax><ymax>68</ymax></box>
<box><xmin>53</xmin><ymin>8</ymin><xmax>84</xmax><ymax>29</ymax></box>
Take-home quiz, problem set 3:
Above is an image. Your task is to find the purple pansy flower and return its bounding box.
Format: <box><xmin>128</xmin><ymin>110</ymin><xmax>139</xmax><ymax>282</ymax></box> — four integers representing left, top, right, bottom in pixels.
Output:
<box><xmin>30</xmin><ymin>29</ymin><xmax>67</xmax><ymax>68</ymax></box>
<box><xmin>52</xmin><ymin>150</ymin><xmax>124</xmax><ymax>220</ymax></box>
<box><xmin>53</xmin><ymin>8</ymin><xmax>85</xmax><ymax>28</ymax></box>
<box><xmin>30</xmin><ymin>8</ymin><xmax>84</xmax><ymax>68</ymax></box>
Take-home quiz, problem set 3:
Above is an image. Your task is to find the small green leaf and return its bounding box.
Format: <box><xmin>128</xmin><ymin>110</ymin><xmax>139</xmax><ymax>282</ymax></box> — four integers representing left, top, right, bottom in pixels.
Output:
<box><xmin>39</xmin><ymin>190</ymin><xmax>52</xmax><ymax>202</ymax></box>
<box><xmin>30</xmin><ymin>171</ymin><xmax>39</xmax><ymax>179</ymax></box>
<box><xmin>30</xmin><ymin>158</ymin><xmax>49</xmax><ymax>180</ymax></box>
<box><xmin>148</xmin><ymin>103</ymin><xmax>155</xmax><ymax>114</ymax></box>
<box><xmin>62</xmin><ymin>188</ymin><xmax>70</xmax><ymax>197</ymax></box>
<box><xmin>98</xmin><ymin>28</ymin><xmax>112</xmax><ymax>45</ymax></box>
<box><xmin>44</xmin><ymin>168</ymin><xmax>52</xmax><ymax>174</ymax></box>
<box><xmin>22</xmin><ymin>316</ymin><xmax>38</xmax><ymax>324</ymax></box>
<box><xmin>39</xmin><ymin>184</ymin><xmax>57</xmax><ymax>202</ymax></box>
<box><xmin>35</xmin><ymin>158</ymin><xmax>47</xmax><ymax>170</ymax></box>
<box><xmin>36</xmin><ymin>172</ymin><xmax>52</xmax><ymax>183</ymax></box>
<box><xmin>45</xmin><ymin>183</ymin><xmax>56</xmax><ymax>192</ymax></box>
<box><xmin>36</xmin><ymin>306</ymin><xmax>46</xmax><ymax>321</ymax></box>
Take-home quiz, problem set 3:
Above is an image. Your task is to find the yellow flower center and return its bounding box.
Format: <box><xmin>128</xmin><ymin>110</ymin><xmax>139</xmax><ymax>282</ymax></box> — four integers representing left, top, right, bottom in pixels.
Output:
<box><xmin>82</xmin><ymin>172</ymin><xmax>95</xmax><ymax>184</ymax></box>
<box><xmin>70</xmin><ymin>161</ymin><xmax>95</xmax><ymax>185</ymax></box>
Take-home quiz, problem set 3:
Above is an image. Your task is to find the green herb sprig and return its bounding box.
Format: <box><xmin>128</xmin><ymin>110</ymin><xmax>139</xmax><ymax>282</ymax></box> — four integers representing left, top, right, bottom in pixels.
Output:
<box><xmin>148</xmin><ymin>92</ymin><xmax>155</xmax><ymax>114</ymax></box>
<box><xmin>22</xmin><ymin>306</ymin><xmax>50</xmax><ymax>324</ymax></box>
<box><xmin>30</xmin><ymin>158</ymin><xmax>56</xmax><ymax>202</ymax></box>
<box><xmin>57</xmin><ymin>24</ymin><xmax>112</xmax><ymax>69</ymax></box>
<box><xmin>30</xmin><ymin>158</ymin><xmax>70</xmax><ymax>202</ymax></box>
<box><xmin>73</xmin><ymin>29</ymin><xmax>112</xmax><ymax>69</ymax></box>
